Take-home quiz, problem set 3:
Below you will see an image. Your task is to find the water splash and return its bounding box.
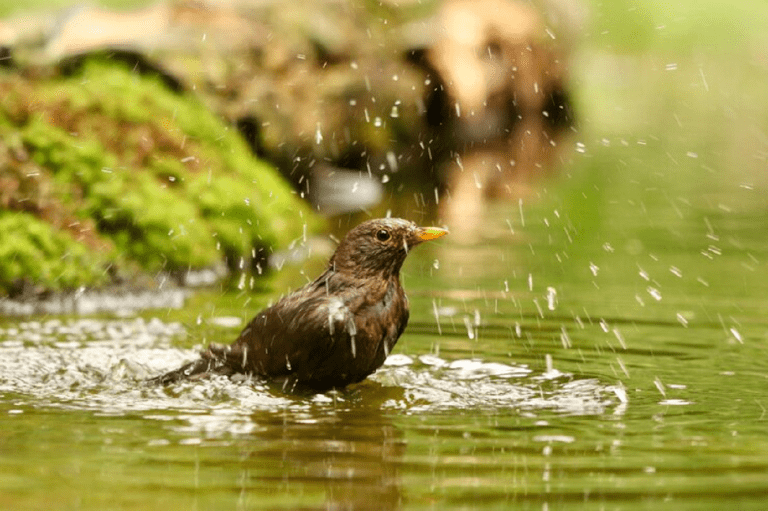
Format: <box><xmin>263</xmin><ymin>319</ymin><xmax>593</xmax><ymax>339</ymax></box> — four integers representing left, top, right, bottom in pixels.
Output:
<box><xmin>379</xmin><ymin>354</ymin><xmax>623</xmax><ymax>415</ymax></box>
<box><xmin>0</xmin><ymin>318</ymin><xmax>627</xmax><ymax>425</ymax></box>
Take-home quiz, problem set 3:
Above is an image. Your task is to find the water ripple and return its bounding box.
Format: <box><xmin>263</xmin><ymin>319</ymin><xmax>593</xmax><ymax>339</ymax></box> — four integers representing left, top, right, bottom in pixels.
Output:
<box><xmin>0</xmin><ymin>318</ymin><xmax>626</xmax><ymax>425</ymax></box>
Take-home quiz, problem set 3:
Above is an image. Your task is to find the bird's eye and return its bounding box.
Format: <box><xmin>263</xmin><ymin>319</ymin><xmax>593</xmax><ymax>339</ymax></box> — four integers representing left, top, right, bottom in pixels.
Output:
<box><xmin>375</xmin><ymin>229</ymin><xmax>391</xmax><ymax>242</ymax></box>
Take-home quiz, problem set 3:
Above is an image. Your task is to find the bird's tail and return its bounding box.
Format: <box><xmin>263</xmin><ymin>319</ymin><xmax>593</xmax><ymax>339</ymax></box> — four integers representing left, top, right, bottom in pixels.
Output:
<box><xmin>147</xmin><ymin>343</ymin><xmax>236</xmax><ymax>385</ymax></box>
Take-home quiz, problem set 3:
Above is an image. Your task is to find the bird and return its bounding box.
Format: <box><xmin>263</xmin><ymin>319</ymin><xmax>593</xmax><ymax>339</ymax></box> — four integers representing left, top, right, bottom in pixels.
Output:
<box><xmin>149</xmin><ymin>218</ymin><xmax>448</xmax><ymax>391</ymax></box>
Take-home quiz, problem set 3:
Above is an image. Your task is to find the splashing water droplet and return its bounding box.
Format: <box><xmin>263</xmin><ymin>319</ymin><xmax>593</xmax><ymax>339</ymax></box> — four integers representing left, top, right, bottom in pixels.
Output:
<box><xmin>546</xmin><ymin>287</ymin><xmax>557</xmax><ymax>311</ymax></box>
<box><xmin>613</xmin><ymin>328</ymin><xmax>627</xmax><ymax>349</ymax></box>
<box><xmin>647</xmin><ymin>287</ymin><xmax>662</xmax><ymax>301</ymax></box>
<box><xmin>463</xmin><ymin>316</ymin><xmax>475</xmax><ymax>340</ymax></box>
<box><xmin>432</xmin><ymin>299</ymin><xmax>442</xmax><ymax>335</ymax></box>
<box><xmin>386</xmin><ymin>151</ymin><xmax>398</xmax><ymax>172</ymax></box>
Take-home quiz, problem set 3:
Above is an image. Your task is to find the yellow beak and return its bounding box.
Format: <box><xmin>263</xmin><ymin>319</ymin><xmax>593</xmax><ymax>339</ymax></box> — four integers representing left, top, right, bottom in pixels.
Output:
<box><xmin>417</xmin><ymin>226</ymin><xmax>449</xmax><ymax>242</ymax></box>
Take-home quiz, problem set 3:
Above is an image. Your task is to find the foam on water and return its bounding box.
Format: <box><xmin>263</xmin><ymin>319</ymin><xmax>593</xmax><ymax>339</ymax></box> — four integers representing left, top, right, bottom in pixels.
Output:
<box><xmin>0</xmin><ymin>318</ymin><xmax>626</xmax><ymax>431</ymax></box>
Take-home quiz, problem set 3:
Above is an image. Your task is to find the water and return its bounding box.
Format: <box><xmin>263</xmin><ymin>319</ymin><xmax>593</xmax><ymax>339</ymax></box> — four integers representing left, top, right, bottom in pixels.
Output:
<box><xmin>2</xmin><ymin>166</ymin><xmax>768</xmax><ymax>510</ymax></box>
<box><xmin>3</xmin><ymin>115</ymin><xmax>768</xmax><ymax>508</ymax></box>
<box><xmin>4</xmin><ymin>7</ymin><xmax>768</xmax><ymax>510</ymax></box>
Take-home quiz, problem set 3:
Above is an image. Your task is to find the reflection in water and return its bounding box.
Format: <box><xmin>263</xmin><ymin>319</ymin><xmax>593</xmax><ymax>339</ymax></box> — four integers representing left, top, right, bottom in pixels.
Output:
<box><xmin>420</xmin><ymin>0</ymin><xmax>573</xmax><ymax>242</ymax></box>
<box><xmin>239</xmin><ymin>406</ymin><xmax>406</xmax><ymax>511</ymax></box>
<box><xmin>0</xmin><ymin>315</ymin><xmax>625</xmax><ymax>509</ymax></box>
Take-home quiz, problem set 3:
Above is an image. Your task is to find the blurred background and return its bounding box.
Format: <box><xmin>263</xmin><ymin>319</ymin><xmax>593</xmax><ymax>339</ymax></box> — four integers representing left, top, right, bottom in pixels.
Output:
<box><xmin>0</xmin><ymin>0</ymin><xmax>766</xmax><ymax>298</ymax></box>
<box><xmin>2</xmin><ymin>1</ymin><xmax>768</xmax><ymax>510</ymax></box>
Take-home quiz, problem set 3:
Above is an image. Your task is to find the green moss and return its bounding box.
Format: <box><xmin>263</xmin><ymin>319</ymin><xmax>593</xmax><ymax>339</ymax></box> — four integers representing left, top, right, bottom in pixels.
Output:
<box><xmin>0</xmin><ymin>211</ymin><xmax>108</xmax><ymax>292</ymax></box>
<box><xmin>0</xmin><ymin>59</ymin><xmax>322</xmax><ymax>295</ymax></box>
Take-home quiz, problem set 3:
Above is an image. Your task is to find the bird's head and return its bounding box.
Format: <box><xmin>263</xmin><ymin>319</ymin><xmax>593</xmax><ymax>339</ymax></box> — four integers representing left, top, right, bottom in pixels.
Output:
<box><xmin>330</xmin><ymin>218</ymin><xmax>448</xmax><ymax>279</ymax></box>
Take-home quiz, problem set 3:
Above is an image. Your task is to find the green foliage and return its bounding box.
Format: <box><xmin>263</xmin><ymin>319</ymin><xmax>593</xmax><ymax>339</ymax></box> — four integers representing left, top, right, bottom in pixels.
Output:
<box><xmin>0</xmin><ymin>58</ymin><xmax>321</xmax><ymax>294</ymax></box>
<box><xmin>583</xmin><ymin>0</ymin><xmax>768</xmax><ymax>54</ymax></box>
<box><xmin>0</xmin><ymin>211</ymin><xmax>107</xmax><ymax>292</ymax></box>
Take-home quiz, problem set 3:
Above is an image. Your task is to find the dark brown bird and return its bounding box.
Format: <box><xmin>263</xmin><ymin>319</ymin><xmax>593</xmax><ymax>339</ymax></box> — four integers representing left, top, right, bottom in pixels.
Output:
<box><xmin>150</xmin><ymin>218</ymin><xmax>448</xmax><ymax>391</ymax></box>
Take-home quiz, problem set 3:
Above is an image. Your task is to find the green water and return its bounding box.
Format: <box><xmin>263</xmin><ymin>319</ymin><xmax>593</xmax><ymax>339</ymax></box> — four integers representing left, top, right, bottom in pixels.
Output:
<box><xmin>4</xmin><ymin>1</ymin><xmax>768</xmax><ymax>510</ymax></box>
<box><xmin>2</xmin><ymin>158</ymin><xmax>767</xmax><ymax>511</ymax></box>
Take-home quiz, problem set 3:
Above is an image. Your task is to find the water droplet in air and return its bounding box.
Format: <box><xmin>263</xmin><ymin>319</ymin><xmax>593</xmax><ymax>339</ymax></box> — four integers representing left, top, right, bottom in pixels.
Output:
<box><xmin>386</xmin><ymin>151</ymin><xmax>398</xmax><ymax>172</ymax></box>
<box><xmin>546</xmin><ymin>287</ymin><xmax>557</xmax><ymax>311</ymax></box>
<box><xmin>647</xmin><ymin>287</ymin><xmax>662</xmax><ymax>301</ymax></box>
<box><xmin>463</xmin><ymin>316</ymin><xmax>475</xmax><ymax>340</ymax></box>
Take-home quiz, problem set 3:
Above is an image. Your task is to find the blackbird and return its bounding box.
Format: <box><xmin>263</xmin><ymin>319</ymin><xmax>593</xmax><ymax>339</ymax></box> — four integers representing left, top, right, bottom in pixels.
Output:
<box><xmin>150</xmin><ymin>218</ymin><xmax>448</xmax><ymax>391</ymax></box>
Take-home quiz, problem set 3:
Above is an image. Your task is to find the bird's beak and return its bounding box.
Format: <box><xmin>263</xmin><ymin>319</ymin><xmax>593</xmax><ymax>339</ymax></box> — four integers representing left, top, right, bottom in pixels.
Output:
<box><xmin>416</xmin><ymin>226</ymin><xmax>449</xmax><ymax>242</ymax></box>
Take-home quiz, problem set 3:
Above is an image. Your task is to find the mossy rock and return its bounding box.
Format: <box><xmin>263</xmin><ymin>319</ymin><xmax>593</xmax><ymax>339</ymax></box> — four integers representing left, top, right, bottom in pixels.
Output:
<box><xmin>0</xmin><ymin>59</ymin><xmax>322</xmax><ymax>295</ymax></box>
<box><xmin>0</xmin><ymin>210</ymin><xmax>109</xmax><ymax>294</ymax></box>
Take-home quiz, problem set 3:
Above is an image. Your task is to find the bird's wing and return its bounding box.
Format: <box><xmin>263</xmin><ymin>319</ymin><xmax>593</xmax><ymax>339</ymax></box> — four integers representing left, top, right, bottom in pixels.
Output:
<box><xmin>227</xmin><ymin>288</ymin><xmax>356</xmax><ymax>378</ymax></box>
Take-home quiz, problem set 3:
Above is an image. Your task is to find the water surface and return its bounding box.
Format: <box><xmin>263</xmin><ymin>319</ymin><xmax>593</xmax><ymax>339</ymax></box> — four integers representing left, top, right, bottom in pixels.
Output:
<box><xmin>2</xmin><ymin>168</ymin><xmax>768</xmax><ymax>509</ymax></box>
